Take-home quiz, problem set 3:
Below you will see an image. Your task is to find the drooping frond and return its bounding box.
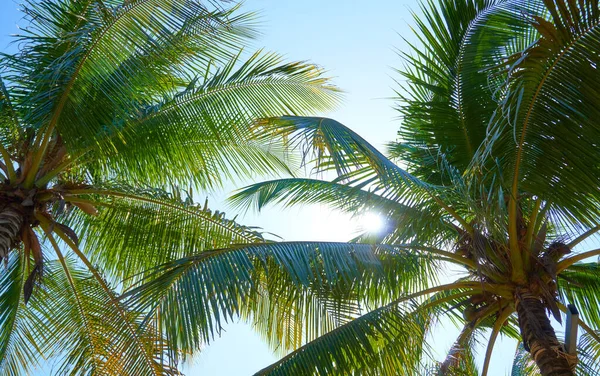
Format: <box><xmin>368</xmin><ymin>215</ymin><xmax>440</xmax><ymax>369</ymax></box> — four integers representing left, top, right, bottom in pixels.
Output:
<box><xmin>577</xmin><ymin>329</ymin><xmax>600</xmax><ymax>375</ymax></box>
<box><xmin>61</xmin><ymin>185</ymin><xmax>264</xmax><ymax>284</ymax></box>
<box><xmin>229</xmin><ymin>178</ymin><xmax>453</xmax><ymax>244</ymax></box>
<box><xmin>431</xmin><ymin>324</ymin><xmax>480</xmax><ymax>375</ymax></box>
<box><xmin>254</xmin><ymin>306</ymin><xmax>429</xmax><ymax>375</ymax></box>
<box><xmin>0</xmin><ymin>247</ymin><xmax>175</xmax><ymax>376</ymax></box>
<box><xmin>253</xmin><ymin>284</ymin><xmax>481</xmax><ymax>376</ymax></box>
<box><xmin>253</xmin><ymin>116</ymin><xmax>473</xmax><ymax>234</ymax></box>
<box><xmin>242</xmin><ymin>263</ymin><xmax>363</xmax><ymax>355</ymax></box>
<box><xmin>511</xmin><ymin>343</ymin><xmax>540</xmax><ymax>376</ymax></box>
<box><xmin>125</xmin><ymin>242</ymin><xmax>441</xmax><ymax>360</ymax></box>
<box><xmin>28</xmin><ymin>254</ymin><xmax>179</xmax><ymax>375</ymax></box>
<box><xmin>73</xmin><ymin>52</ymin><xmax>340</xmax><ymax>189</ymax></box>
<box><xmin>231</xmin><ymin>178</ymin><xmax>398</xmax><ymax>213</ymax></box>
<box><xmin>558</xmin><ymin>262</ymin><xmax>600</xmax><ymax>326</ymax></box>
<box><xmin>260</xmin><ymin>116</ymin><xmax>424</xmax><ymax>188</ymax></box>
<box><xmin>0</xmin><ymin>77</ymin><xmax>21</xmax><ymax>161</ymax></box>
<box><xmin>397</xmin><ymin>0</ymin><xmax>541</xmax><ymax>179</ymax></box>
<box><xmin>475</xmin><ymin>0</ymin><xmax>600</xmax><ymax>227</ymax></box>
<box><xmin>0</xmin><ymin>254</ymin><xmax>45</xmax><ymax>375</ymax></box>
<box><xmin>243</xmin><ymin>242</ymin><xmax>483</xmax><ymax>356</ymax></box>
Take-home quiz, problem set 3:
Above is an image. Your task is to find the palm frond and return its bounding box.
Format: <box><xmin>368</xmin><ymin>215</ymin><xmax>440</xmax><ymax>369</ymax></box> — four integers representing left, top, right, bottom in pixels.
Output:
<box><xmin>254</xmin><ymin>116</ymin><xmax>474</xmax><ymax>233</ymax></box>
<box><xmin>262</xmin><ymin>116</ymin><xmax>423</xmax><ymax>187</ymax></box>
<box><xmin>558</xmin><ymin>262</ymin><xmax>600</xmax><ymax>327</ymax></box>
<box><xmin>510</xmin><ymin>343</ymin><xmax>540</xmax><ymax>376</ymax></box>
<box><xmin>396</xmin><ymin>0</ymin><xmax>541</xmax><ymax>178</ymax></box>
<box><xmin>125</xmin><ymin>242</ymin><xmax>441</xmax><ymax>360</ymax></box>
<box><xmin>577</xmin><ymin>329</ymin><xmax>600</xmax><ymax>375</ymax></box>
<box><xmin>0</xmin><ymin>254</ymin><xmax>45</xmax><ymax>375</ymax></box>
<box><xmin>77</xmin><ymin>52</ymin><xmax>339</xmax><ymax>189</ymax></box>
<box><xmin>41</xmin><ymin>231</ymin><xmax>179</xmax><ymax>375</ymax></box>
<box><xmin>254</xmin><ymin>301</ymin><xmax>428</xmax><ymax>376</ymax></box>
<box><xmin>254</xmin><ymin>284</ymin><xmax>479</xmax><ymax>376</ymax></box>
<box><xmin>242</xmin><ymin>265</ymin><xmax>362</xmax><ymax>355</ymax></box>
<box><xmin>0</xmin><ymin>76</ymin><xmax>21</xmax><ymax>153</ymax></box>
<box><xmin>431</xmin><ymin>325</ymin><xmax>480</xmax><ymax>376</ymax></box>
<box><xmin>474</xmin><ymin>0</ymin><xmax>600</xmax><ymax>227</ymax></box>
<box><xmin>7</xmin><ymin>0</ymin><xmax>251</xmax><ymax>131</ymax></box>
<box><xmin>242</xmin><ymin>243</ymin><xmax>480</xmax><ymax>356</ymax></box>
<box><xmin>229</xmin><ymin>178</ymin><xmax>454</xmax><ymax>244</ymax></box>
<box><xmin>61</xmin><ymin>184</ymin><xmax>264</xmax><ymax>284</ymax></box>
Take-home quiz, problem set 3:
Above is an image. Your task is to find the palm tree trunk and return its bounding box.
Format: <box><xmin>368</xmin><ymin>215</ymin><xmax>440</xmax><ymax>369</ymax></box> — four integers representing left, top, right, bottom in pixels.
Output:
<box><xmin>0</xmin><ymin>205</ymin><xmax>22</xmax><ymax>260</ymax></box>
<box><xmin>516</xmin><ymin>290</ymin><xmax>574</xmax><ymax>376</ymax></box>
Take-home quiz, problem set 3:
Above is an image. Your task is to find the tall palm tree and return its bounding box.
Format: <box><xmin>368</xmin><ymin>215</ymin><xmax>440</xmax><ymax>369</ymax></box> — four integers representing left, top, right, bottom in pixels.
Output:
<box><xmin>0</xmin><ymin>0</ymin><xmax>340</xmax><ymax>374</ymax></box>
<box><xmin>128</xmin><ymin>0</ymin><xmax>600</xmax><ymax>375</ymax></box>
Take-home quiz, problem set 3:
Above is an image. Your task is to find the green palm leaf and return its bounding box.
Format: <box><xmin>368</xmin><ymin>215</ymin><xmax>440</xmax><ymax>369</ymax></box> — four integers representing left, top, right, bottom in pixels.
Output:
<box><xmin>125</xmin><ymin>242</ymin><xmax>442</xmax><ymax>360</ymax></box>
<box><xmin>62</xmin><ymin>185</ymin><xmax>264</xmax><ymax>284</ymax></box>
<box><xmin>397</xmin><ymin>0</ymin><xmax>541</xmax><ymax>178</ymax></box>
<box><xmin>472</xmin><ymin>0</ymin><xmax>600</xmax><ymax>227</ymax></box>
<box><xmin>254</xmin><ymin>116</ymin><xmax>474</xmax><ymax>232</ymax></box>
<box><xmin>9</xmin><ymin>0</ymin><xmax>248</xmax><ymax>132</ymax></box>
<box><xmin>242</xmin><ymin>265</ymin><xmax>362</xmax><ymax>355</ymax></box>
<box><xmin>254</xmin><ymin>305</ymin><xmax>429</xmax><ymax>376</ymax></box>
<box><xmin>32</xmin><ymin>254</ymin><xmax>178</xmax><ymax>375</ymax></box>
<box><xmin>511</xmin><ymin>343</ymin><xmax>540</xmax><ymax>376</ymax></box>
<box><xmin>254</xmin><ymin>285</ymin><xmax>480</xmax><ymax>376</ymax></box>
<box><xmin>79</xmin><ymin>52</ymin><xmax>339</xmax><ymax>189</ymax></box>
<box><xmin>577</xmin><ymin>329</ymin><xmax>600</xmax><ymax>375</ymax></box>
<box><xmin>0</xmin><ymin>254</ymin><xmax>45</xmax><ymax>375</ymax></box>
<box><xmin>0</xmin><ymin>77</ymin><xmax>21</xmax><ymax>151</ymax></box>
<box><xmin>558</xmin><ymin>263</ymin><xmax>600</xmax><ymax>326</ymax></box>
<box><xmin>263</xmin><ymin>116</ymin><xmax>424</xmax><ymax>188</ymax></box>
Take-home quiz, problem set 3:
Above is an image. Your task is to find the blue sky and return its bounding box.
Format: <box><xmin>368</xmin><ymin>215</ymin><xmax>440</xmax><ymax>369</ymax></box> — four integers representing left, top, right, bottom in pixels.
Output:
<box><xmin>0</xmin><ymin>1</ymin><xmax>529</xmax><ymax>375</ymax></box>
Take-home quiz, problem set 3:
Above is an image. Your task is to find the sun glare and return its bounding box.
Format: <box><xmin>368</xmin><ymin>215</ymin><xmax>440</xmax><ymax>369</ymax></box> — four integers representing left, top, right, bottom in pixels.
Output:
<box><xmin>302</xmin><ymin>207</ymin><xmax>386</xmax><ymax>241</ymax></box>
<box><xmin>359</xmin><ymin>212</ymin><xmax>385</xmax><ymax>234</ymax></box>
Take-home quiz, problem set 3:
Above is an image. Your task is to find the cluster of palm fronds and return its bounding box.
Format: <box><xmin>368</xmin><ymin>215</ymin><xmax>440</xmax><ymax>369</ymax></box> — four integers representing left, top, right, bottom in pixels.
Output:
<box><xmin>2</xmin><ymin>0</ymin><xmax>600</xmax><ymax>375</ymax></box>
<box><xmin>0</xmin><ymin>0</ymin><xmax>342</xmax><ymax>374</ymax></box>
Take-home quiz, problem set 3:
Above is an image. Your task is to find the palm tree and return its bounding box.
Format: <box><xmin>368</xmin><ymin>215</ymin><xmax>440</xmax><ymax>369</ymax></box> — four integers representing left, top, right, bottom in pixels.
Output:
<box><xmin>127</xmin><ymin>0</ymin><xmax>600</xmax><ymax>375</ymax></box>
<box><xmin>0</xmin><ymin>0</ymin><xmax>340</xmax><ymax>374</ymax></box>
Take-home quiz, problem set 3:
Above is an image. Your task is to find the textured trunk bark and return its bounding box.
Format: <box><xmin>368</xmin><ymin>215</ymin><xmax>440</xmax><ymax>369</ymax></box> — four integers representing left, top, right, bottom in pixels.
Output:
<box><xmin>0</xmin><ymin>205</ymin><xmax>22</xmax><ymax>260</ymax></box>
<box><xmin>516</xmin><ymin>290</ymin><xmax>575</xmax><ymax>376</ymax></box>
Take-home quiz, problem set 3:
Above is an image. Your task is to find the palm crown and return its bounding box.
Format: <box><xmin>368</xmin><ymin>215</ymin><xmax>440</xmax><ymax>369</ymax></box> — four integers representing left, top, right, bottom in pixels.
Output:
<box><xmin>132</xmin><ymin>0</ymin><xmax>600</xmax><ymax>375</ymax></box>
<box><xmin>0</xmin><ymin>0</ymin><xmax>340</xmax><ymax>374</ymax></box>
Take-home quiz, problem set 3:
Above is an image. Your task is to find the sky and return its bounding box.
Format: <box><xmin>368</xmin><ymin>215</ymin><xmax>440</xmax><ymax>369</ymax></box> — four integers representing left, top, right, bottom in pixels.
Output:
<box><xmin>0</xmin><ymin>1</ymin><xmax>548</xmax><ymax>375</ymax></box>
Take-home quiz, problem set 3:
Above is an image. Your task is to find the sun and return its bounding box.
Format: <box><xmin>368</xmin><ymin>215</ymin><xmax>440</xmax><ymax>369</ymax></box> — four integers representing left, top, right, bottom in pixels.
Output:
<box><xmin>299</xmin><ymin>207</ymin><xmax>386</xmax><ymax>241</ymax></box>
<box><xmin>358</xmin><ymin>212</ymin><xmax>385</xmax><ymax>234</ymax></box>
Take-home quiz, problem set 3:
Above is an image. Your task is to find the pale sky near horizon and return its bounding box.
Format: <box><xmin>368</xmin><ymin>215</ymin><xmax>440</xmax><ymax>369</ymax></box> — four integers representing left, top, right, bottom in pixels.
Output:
<box><xmin>0</xmin><ymin>1</ymin><xmax>546</xmax><ymax>375</ymax></box>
